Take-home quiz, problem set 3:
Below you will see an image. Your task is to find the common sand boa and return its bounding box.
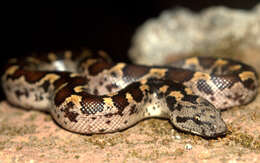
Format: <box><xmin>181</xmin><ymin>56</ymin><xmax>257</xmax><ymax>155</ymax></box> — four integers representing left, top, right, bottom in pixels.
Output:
<box><xmin>1</xmin><ymin>49</ymin><xmax>258</xmax><ymax>137</ymax></box>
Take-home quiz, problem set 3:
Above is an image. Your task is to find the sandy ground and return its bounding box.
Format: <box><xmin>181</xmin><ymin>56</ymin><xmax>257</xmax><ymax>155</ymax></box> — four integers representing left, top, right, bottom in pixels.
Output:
<box><xmin>0</xmin><ymin>49</ymin><xmax>259</xmax><ymax>163</ymax></box>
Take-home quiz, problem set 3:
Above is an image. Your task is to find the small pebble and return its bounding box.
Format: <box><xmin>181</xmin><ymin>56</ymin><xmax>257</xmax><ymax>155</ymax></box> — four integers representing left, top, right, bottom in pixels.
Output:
<box><xmin>170</xmin><ymin>129</ymin><xmax>176</xmax><ymax>134</ymax></box>
<box><xmin>175</xmin><ymin>135</ymin><xmax>181</xmax><ymax>140</ymax></box>
<box><xmin>185</xmin><ymin>144</ymin><xmax>192</xmax><ymax>150</ymax></box>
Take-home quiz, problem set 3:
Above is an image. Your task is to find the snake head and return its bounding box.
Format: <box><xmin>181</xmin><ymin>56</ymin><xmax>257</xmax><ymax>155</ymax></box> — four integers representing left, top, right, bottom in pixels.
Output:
<box><xmin>169</xmin><ymin>97</ymin><xmax>227</xmax><ymax>138</ymax></box>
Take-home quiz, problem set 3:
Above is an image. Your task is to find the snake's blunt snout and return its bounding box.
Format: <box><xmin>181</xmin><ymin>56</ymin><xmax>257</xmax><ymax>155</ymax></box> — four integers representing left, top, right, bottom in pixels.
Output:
<box><xmin>170</xmin><ymin>97</ymin><xmax>227</xmax><ymax>138</ymax></box>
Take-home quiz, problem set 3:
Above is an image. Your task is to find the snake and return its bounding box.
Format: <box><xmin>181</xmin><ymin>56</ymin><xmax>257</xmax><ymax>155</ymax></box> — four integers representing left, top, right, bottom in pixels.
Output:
<box><xmin>1</xmin><ymin>49</ymin><xmax>258</xmax><ymax>138</ymax></box>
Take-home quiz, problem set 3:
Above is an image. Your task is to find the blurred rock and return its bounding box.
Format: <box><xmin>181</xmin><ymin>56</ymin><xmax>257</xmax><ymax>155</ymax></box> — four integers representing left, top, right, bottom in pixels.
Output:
<box><xmin>129</xmin><ymin>4</ymin><xmax>260</xmax><ymax>65</ymax></box>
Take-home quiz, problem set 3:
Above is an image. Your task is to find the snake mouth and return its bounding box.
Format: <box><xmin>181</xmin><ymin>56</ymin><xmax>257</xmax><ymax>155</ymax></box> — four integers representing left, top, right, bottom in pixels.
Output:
<box><xmin>172</xmin><ymin>125</ymin><xmax>227</xmax><ymax>138</ymax></box>
<box><xmin>186</xmin><ymin>126</ymin><xmax>228</xmax><ymax>138</ymax></box>
<box><xmin>201</xmin><ymin>122</ymin><xmax>228</xmax><ymax>138</ymax></box>
<box><xmin>206</xmin><ymin>128</ymin><xmax>228</xmax><ymax>138</ymax></box>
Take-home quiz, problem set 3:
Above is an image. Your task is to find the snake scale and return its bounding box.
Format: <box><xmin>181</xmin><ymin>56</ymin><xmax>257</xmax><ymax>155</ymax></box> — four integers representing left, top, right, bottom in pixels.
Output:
<box><xmin>1</xmin><ymin>49</ymin><xmax>258</xmax><ymax>138</ymax></box>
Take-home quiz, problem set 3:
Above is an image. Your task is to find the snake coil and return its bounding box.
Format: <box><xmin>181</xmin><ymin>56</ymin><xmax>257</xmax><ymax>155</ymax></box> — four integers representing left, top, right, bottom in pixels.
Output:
<box><xmin>1</xmin><ymin>50</ymin><xmax>258</xmax><ymax>137</ymax></box>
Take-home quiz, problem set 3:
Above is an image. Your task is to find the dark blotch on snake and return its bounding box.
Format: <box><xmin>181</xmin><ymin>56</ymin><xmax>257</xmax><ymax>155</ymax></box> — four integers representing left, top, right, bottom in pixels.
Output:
<box><xmin>110</xmin><ymin>71</ymin><xmax>117</xmax><ymax>78</ymax></box>
<box><xmin>176</xmin><ymin>116</ymin><xmax>203</xmax><ymax>125</ymax></box>
<box><xmin>111</xmin><ymin>94</ymin><xmax>129</xmax><ymax>116</ymax></box>
<box><xmin>54</xmin><ymin>76</ymin><xmax>88</xmax><ymax>106</ymax></box>
<box><xmin>7</xmin><ymin>68</ymin><xmax>48</xmax><ymax>83</ymax></box>
<box><xmin>40</xmin><ymin>80</ymin><xmax>50</xmax><ymax>92</ymax></box>
<box><xmin>15</xmin><ymin>89</ymin><xmax>29</xmax><ymax>99</ymax></box>
<box><xmin>80</xmin><ymin>93</ymin><xmax>105</xmax><ymax>115</ymax></box>
<box><xmin>165</xmin><ymin>68</ymin><xmax>194</xmax><ymax>83</ymax></box>
<box><xmin>182</xmin><ymin>95</ymin><xmax>199</xmax><ymax>104</ymax></box>
<box><xmin>210</xmin><ymin>96</ymin><xmax>215</xmax><ymax>101</ymax></box>
<box><xmin>104</xmin><ymin>113</ymin><xmax>113</xmax><ymax>118</ymax></box>
<box><xmin>122</xmin><ymin>64</ymin><xmax>150</xmax><ymax>81</ymax></box>
<box><xmin>129</xmin><ymin>88</ymin><xmax>143</xmax><ymax>102</ymax></box>
<box><xmin>88</xmin><ymin>60</ymin><xmax>113</xmax><ymax>76</ymax></box>
<box><xmin>242</xmin><ymin>78</ymin><xmax>256</xmax><ymax>90</ymax></box>
<box><xmin>129</xmin><ymin>104</ymin><xmax>138</xmax><ymax>115</ymax></box>
<box><xmin>198</xmin><ymin>57</ymin><xmax>217</xmax><ymax>69</ymax></box>
<box><xmin>166</xmin><ymin>96</ymin><xmax>177</xmax><ymax>111</ymax></box>
<box><xmin>60</xmin><ymin>102</ymin><xmax>79</xmax><ymax>123</ymax></box>
<box><xmin>105</xmin><ymin>84</ymin><xmax>118</xmax><ymax>93</ymax></box>
<box><xmin>35</xmin><ymin>94</ymin><xmax>44</xmax><ymax>101</ymax></box>
<box><xmin>94</xmin><ymin>88</ymin><xmax>99</xmax><ymax>95</ymax></box>
<box><xmin>197</xmin><ymin>79</ymin><xmax>213</xmax><ymax>95</ymax></box>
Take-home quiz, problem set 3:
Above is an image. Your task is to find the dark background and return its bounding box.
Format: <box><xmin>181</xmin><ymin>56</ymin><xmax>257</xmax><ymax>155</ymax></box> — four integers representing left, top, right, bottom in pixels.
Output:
<box><xmin>1</xmin><ymin>1</ymin><xmax>259</xmax><ymax>100</ymax></box>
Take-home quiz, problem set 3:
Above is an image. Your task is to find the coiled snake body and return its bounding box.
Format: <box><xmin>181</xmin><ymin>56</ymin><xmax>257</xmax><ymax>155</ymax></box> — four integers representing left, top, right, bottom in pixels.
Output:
<box><xmin>1</xmin><ymin>50</ymin><xmax>258</xmax><ymax>138</ymax></box>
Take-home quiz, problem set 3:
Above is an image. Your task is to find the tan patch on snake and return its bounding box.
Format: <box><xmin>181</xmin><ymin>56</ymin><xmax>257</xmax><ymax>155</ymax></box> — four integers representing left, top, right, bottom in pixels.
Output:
<box><xmin>126</xmin><ymin>92</ymin><xmax>134</xmax><ymax>102</ymax></box>
<box><xmin>159</xmin><ymin>85</ymin><xmax>169</xmax><ymax>93</ymax></box>
<box><xmin>70</xmin><ymin>73</ymin><xmax>81</xmax><ymax>78</ymax></box>
<box><xmin>5</xmin><ymin>66</ymin><xmax>19</xmax><ymax>75</ymax></box>
<box><xmin>107</xmin><ymin>92</ymin><xmax>118</xmax><ymax>97</ymax></box>
<box><xmin>140</xmin><ymin>79</ymin><xmax>147</xmax><ymax>85</ymax></box>
<box><xmin>85</xmin><ymin>59</ymin><xmax>98</xmax><ymax>67</ymax></box>
<box><xmin>103</xmin><ymin>97</ymin><xmax>114</xmax><ymax>107</ymax></box>
<box><xmin>48</xmin><ymin>53</ymin><xmax>57</xmax><ymax>61</ymax></box>
<box><xmin>55</xmin><ymin>83</ymin><xmax>68</xmax><ymax>93</ymax></box>
<box><xmin>228</xmin><ymin>65</ymin><xmax>241</xmax><ymax>71</ymax></box>
<box><xmin>27</xmin><ymin>57</ymin><xmax>40</xmax><ymax>64</ymax></box>
<box><xmin>110</xmin><ymin>63</ymin><xmax>126</xmax><ymax>73</ymax></box>
<box><xmin>185</xmin><ymin>57</ymin><xmax>199</xmax><ymax>66</ymax></box>
<box><xmin>239</xmin><ymin>71</ymin><xmax>256</xmax><ymax>81</ymax></box>
<box><xmin>214</xmin><ymin>59</ymin><xmax>228</xmax><ymax>67</ymax></box>
<box><xmin>74</xmin><ymin>85</ymin><xmax>88</xmax><ymax>93</ymax></box>
<box><xmin>140</xmin><ymin>84</ymin><xmax>149</xmax><ymax>92</ymax></box>
<box><xmin>98</xmin><ymin>50</ymin><xmax>111</xmax><ymax>61</ymax></box>
<box><xmin>149</xmin><ymin>68</ymin><xmax>167</xmax><ymax>78</ymax></box>
<box><xmin>191</xmin><ymin>72</ymin><xmax>211</xmax><ymax>81</ymax></box>
<box><xmin>41</xmin><ymin>74</ymin><xmax>60</xmax><ymax>84</ymax></box>
<box><xmin>65</xmin><ymin>51</ymin><xmax>72</xmax><ymax>59</ymax></box>
<box><xmin>185</xmin><ymin>88</ymin><xmax>193</xmax><ymax>95</ymax></box>
<box><xmin>65</xmin><ymin>95</ymin><xmax>82</xmax><ymax>106</ymax></box>
<box><xmin>169</xmin><ymin>91</ymin><xmax>184</xmax><ymax>101</ymax></box>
